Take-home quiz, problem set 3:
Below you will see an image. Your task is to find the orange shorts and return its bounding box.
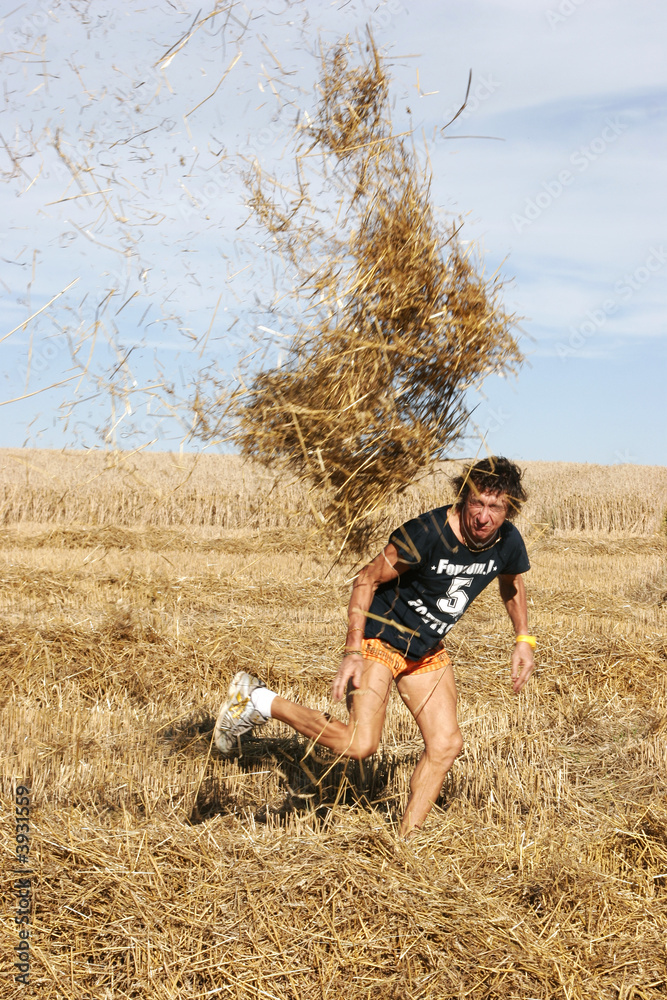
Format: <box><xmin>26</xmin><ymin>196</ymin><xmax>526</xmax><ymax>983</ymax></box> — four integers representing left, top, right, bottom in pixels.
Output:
<box><xmin>360</xmin><ymin>637</ymin><xmax>452</xmax><ymax>679</ymax></box>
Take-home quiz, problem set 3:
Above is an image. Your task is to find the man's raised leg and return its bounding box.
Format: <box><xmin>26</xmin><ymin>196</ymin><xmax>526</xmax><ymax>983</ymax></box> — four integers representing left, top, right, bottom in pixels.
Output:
<box><xmin>270</xmin><ymin>658</ymin><xmax>393</xmax><ymax>760</ymax></box>
<box><xmin>396</xmin><ymin>664</ymin><xmax>463</xmax><ymax>836</ymax></box>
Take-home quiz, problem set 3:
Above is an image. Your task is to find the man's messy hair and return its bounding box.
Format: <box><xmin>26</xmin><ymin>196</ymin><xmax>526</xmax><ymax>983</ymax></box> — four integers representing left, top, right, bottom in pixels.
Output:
<box><xmin>450</xmin><ymin>456</ymin><xmax>527</xmax><ymax>520</ymax></box>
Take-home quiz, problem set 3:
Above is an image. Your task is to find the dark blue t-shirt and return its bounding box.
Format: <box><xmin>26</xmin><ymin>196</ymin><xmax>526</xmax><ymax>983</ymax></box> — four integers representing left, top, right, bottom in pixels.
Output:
<box><xmin>364</xmin><ymin>505</ymin><xmax>530</xmax><ymax>659</ymax></box>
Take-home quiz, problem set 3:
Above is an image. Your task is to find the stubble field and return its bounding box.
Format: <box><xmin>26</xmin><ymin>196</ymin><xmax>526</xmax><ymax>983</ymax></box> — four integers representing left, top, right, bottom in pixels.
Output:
<box><xmin>1</xmin><ymin>448</ymin><xmax>667</xmax><ymax>999</ymax></box>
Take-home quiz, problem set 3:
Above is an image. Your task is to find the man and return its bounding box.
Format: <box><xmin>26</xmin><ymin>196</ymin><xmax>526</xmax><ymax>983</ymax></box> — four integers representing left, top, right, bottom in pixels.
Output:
<box><xmin>214</xmin><ymin>456</ymin><xmax>535</xmax><ymax>837</ymax></box>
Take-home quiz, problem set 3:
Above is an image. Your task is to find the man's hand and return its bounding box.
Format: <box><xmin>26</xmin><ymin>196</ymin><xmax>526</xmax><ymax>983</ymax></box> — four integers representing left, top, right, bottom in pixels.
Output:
<box><xmin>332</xmin><ymin>653</ymin><xmax>365</xmax><ymax>702</ymax></box>
<box><xmin>511</xmin><ymin>640</ymin><xmax>535</xmax><ymax>693</ymax></box>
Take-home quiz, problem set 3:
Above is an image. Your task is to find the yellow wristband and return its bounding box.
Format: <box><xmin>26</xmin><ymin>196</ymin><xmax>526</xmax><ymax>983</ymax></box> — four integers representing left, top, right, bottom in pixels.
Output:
<box><xmin>515</xmin><ymin>634</ymin><xmax>537</xmax><ymax>649</ymax></box>
<box><xmin>343</xmin><ymin>647</ymin><xmax>364</xmax><ymax>656</ymax></box>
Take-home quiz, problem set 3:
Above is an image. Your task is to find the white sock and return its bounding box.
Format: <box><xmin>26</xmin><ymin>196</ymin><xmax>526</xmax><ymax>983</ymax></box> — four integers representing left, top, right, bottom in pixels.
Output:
<box><xmin>251</xmin><ymin>687</ymin><xmax>278</xmax><ymax>719</ymax></box>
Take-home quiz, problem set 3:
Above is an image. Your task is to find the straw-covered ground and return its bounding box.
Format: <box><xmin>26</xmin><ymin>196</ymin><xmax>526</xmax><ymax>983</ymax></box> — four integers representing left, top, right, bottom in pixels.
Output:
<box><xmin>2</xmin><ymin>449</ymin><xmax>667</xmax><ymax>998</ymax></box>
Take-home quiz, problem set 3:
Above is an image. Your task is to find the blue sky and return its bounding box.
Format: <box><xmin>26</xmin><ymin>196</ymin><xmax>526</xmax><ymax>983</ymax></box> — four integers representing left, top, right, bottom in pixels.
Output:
<box><xmin>1</xmin><ymin>0</ymin><xmax>665</xmax><ymax>463</ymax></box>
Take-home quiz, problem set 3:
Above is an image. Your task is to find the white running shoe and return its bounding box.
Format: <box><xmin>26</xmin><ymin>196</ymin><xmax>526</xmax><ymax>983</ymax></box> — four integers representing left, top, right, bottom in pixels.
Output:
<box><xmin>214</xmin><ymin>671</ymin><xmax>269</xmax><ymax>753</ymax></box>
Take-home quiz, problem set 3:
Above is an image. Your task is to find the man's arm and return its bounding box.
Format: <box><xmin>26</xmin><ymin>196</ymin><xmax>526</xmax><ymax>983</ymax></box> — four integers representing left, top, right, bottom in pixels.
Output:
<box><xmin>498</xmin><ymin>572</ymin><xmax>535</xmax><ymax>693</ymax></box>
<box><xmin>332</xmin><ymin>543</ymin><xmax>412</xmax><ymax>701</ymax></box>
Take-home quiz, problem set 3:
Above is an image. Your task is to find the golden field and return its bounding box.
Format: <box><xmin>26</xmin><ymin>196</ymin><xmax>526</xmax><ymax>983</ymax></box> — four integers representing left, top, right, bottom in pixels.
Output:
<box><xmin>1</xmin><ymin>448</ymin><xmax>667</xmax><ymax>999</ymax></box>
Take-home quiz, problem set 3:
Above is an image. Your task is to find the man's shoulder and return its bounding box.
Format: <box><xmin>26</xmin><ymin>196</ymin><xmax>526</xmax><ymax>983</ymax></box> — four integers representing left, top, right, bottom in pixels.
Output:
<box><xmin>500</xmin><ymin>519</ymin><xmax>526</xmax><ymax>544</ymax></box>
<box><xmin>391</xmin><ymin>504</ymin><xmax>451</xmax><ymax>532</ymax></box>
<box><xmin>497</xmin><ymin>519</ymin><xmax>530</xmax><ymax>571</ymax></box>
<box><xmin>416</xmin><ymin>504</ymin><xmax>453</xmax><ymax>525</ymax></box>
<box><xmin>388</xmin><ymin>505</ymin><xmax>452</xmax><ymax>562</ymax></box>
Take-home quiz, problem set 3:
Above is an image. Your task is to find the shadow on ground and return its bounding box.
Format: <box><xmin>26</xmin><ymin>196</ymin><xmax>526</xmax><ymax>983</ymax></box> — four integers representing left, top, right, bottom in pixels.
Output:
<box><xmin>161</xmin><ymin>708</ymin><xmax>415</xmax><ymax>827</ymax></box>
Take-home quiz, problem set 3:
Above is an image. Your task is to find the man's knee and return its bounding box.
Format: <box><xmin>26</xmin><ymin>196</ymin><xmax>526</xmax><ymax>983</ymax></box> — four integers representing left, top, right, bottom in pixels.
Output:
<box><xmin>427</xmin><ymin>730</ymin><xmax>464</xmax><ymax>767</ymax></box>
<box><xmin>345</xmin><ymin>733</ymin><xmax>380</xmax><ymax>760</ymax></box>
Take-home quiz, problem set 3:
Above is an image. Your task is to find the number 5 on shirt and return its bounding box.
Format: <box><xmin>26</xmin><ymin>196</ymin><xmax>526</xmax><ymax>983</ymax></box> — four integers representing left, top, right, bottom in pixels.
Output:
<box><xmin>436</xmin><ymin>576</ymin><xmax>472</xmax><ymax>616</ymax></box>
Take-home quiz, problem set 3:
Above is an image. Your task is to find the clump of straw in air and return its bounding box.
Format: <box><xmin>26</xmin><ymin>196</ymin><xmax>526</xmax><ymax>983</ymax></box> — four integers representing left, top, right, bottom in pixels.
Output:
<box><xmin>231</xmin><ymin>34</ymin><xmax>522</xmax><ymax>554</ymax></box>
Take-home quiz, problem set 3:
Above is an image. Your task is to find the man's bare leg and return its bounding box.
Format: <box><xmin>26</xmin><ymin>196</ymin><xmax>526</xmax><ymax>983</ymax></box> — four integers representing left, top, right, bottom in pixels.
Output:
<box><xmin>396</xmin><ymin>664</ymin><xmax>463</xmax><ymax>836</ymax></box>
<box><xmin>270</xmin><ymin>659</ymin><xmax>393</xmax><ymax>760</ymax></box>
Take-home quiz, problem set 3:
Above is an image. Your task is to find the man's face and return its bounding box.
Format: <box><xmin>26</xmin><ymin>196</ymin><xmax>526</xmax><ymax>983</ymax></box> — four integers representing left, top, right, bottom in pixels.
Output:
<box><xmin>461</xmin><ymin>489</ymin><xmax>509</xmax><ymax>545</ymax></box>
